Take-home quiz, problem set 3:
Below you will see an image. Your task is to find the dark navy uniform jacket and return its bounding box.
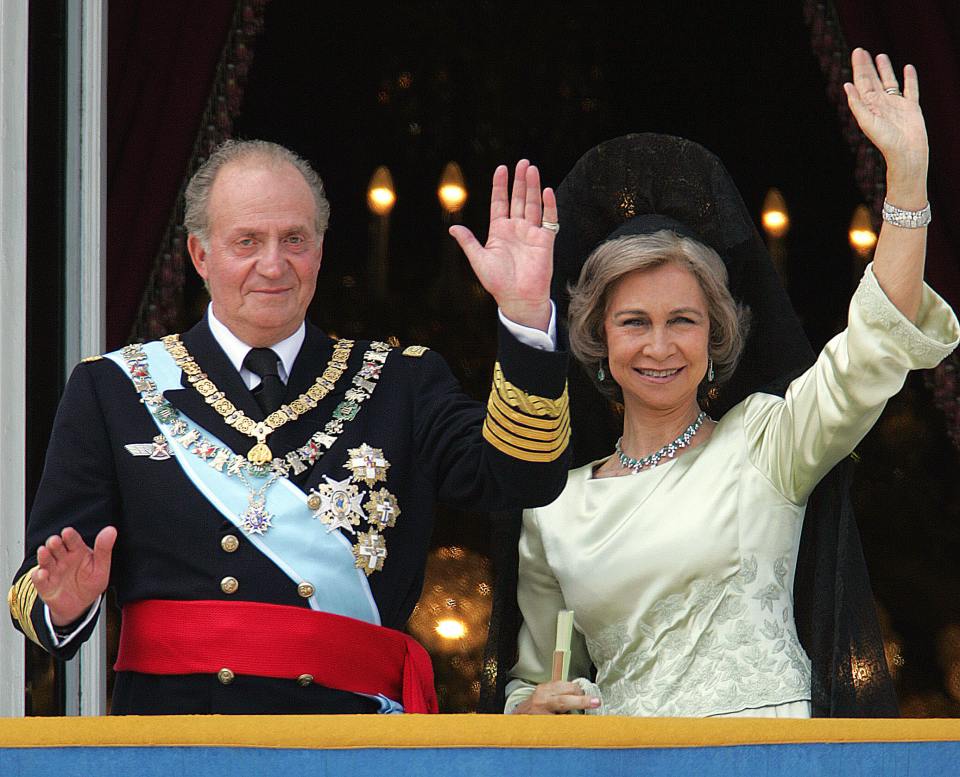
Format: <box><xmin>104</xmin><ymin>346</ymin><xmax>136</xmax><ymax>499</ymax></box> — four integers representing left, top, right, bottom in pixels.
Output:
<box><xmin>9</xmin><ymin>316</ymin><xmax>570</xmax><ymax>714</ymax></box>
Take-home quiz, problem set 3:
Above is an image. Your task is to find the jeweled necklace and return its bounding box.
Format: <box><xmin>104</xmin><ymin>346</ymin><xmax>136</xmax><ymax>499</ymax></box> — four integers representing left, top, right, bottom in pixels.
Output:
<box><xmin>162</xmin><ymin>333</ymin><xmax>354</xmax><ymax>464</ymax></box>
<box><xmin>615</xmin><ymin>410</ymin><xmax>708</xmax><ymax>473</ymax></box>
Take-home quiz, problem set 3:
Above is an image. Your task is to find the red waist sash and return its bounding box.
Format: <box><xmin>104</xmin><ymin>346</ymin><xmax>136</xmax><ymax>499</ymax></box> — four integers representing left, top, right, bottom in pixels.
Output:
<box><xmin>115</xmin><ymin>599</ymin><xmax>438</xmax><ymax>713</ymax></box>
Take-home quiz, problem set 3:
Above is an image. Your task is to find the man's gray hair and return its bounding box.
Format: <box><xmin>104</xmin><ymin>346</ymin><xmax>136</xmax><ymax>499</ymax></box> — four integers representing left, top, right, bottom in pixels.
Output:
<box><xmin>184</xmin><ymin>139</ymin><xmax>331</xmax><ymax>246</ymax></box>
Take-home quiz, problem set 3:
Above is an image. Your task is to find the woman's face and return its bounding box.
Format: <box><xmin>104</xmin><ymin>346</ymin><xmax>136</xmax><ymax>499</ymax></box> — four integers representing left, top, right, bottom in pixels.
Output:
<box><xmin>603</xmin><ymin>263</ymin><xmax>710</xmax><ymax>414</ymax></box>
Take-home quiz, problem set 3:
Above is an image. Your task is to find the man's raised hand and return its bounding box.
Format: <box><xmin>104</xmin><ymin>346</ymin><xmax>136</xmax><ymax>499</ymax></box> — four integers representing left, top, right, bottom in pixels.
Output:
<box><xmin>32</xmin><ymin>525</ymin><xmax>117</xmax><ymax>627</ymax></box>
<box><xmin>449</xmin><ymin>160</ymin><xmax>557</xmax><ymax>332</ymax></box>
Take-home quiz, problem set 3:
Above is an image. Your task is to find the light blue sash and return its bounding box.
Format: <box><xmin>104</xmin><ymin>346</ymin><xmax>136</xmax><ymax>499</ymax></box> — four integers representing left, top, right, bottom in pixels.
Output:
<box><xmin>106</xmin><ymin>342</ymin><xmax>380</xmax><ymax>626</ymax></box>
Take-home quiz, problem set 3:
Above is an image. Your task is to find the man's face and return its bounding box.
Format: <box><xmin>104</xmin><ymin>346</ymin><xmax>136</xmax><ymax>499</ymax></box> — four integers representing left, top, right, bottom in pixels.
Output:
<box><xmin>188</xmin><ymin>159</ymin><xmax>323</xmax><ymax>347</ymax></box>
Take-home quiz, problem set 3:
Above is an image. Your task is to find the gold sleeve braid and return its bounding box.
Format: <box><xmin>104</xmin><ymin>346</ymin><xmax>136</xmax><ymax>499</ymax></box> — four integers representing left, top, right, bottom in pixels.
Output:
<box><xmin>8</xmin><ymin>566</ymin><xmax>42</xmax><ymax>647</ymax></box>
<box><xmin>482</xmin><ymin>362</ymin><xmax>570</xmax><ymax>462</ymax></box>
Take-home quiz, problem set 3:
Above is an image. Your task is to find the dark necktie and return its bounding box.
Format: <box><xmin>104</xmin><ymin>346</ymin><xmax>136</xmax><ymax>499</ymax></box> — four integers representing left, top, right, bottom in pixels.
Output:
<box><xmin>243</xmin><ymin>347</ymin><xmax>284</xmax><ymax>415</ymax></box>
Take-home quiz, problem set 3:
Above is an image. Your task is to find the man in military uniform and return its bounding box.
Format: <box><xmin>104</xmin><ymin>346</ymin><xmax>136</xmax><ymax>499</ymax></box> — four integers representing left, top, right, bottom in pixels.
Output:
<box><xmin>8</xmin><ymin>140</ymin><xmax>570</xmax><ymax>714</ymax></box>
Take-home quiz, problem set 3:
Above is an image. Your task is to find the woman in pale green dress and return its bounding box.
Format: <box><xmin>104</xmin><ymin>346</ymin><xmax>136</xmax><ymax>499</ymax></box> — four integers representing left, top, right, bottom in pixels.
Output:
<box><xmin>506</xmin><ymin>49</ymin><xmax>959</xmax><ymax>717</ymax></box>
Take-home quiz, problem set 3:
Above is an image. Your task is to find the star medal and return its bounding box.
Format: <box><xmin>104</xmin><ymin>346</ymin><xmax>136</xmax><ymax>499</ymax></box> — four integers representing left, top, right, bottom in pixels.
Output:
<box><xmin>345</xmin><ymin>444</ymin><xmax>389</xmax><ymax>487</ymax></box>
<box><xmin>353</xmin><ymin>529</ymin><xmax>387</xmax><ymax>575</ymax></box>
<box><xmin>240</xmin><ymin>495</ymin><xmax>273</xmax><ymax>535</ymax></box>
<box><xmin>307</xmin><ymin>476</ymin><xmax>365</xmax><ymax>533</ymax></box>
<box><xmin>364</xmin><ymin>488</ymin><xmax>400</xmax><ymax>530</ymax></box>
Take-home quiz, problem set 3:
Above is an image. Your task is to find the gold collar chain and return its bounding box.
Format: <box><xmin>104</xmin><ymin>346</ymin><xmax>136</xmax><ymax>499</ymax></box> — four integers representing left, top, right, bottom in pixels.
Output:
<box><xmin>120</xmin><ymin>339</ymin><xmax>391</xmax><ymax>536</ymax></box>
<box><xmin>161</xmin><ymin>334</ymin><xmax>355</xmax><ymax>463</ymax></box>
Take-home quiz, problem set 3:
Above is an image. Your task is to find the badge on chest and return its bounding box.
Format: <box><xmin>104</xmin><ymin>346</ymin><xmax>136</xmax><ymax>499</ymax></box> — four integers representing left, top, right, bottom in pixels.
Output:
<box><xmin>125</xmin><ymin>435</ymin><xmax>174</xmax><ymax>461</ymax></box>
<box><xmin>307</xmin><ymin>443</ymin><xmax>402</xmax><ymax>576</ymax></box>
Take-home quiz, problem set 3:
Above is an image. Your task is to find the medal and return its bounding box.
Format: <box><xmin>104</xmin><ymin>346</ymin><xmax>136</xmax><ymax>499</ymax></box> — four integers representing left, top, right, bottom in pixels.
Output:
<box><xmin>123</xmin><ymin>435</ymin><xmax>173</xmax><ymax>461</ymax></box>
<box><xmin>353</xmin><ymin>529</ymin><xmax>388</xmax><ymax>575</ymax></box>
<box><xmin>345</xmin><ymin>444</ymin><xmax>389</xmax><ymax>487</ymax></box>
<box><xmin>247</xmin><ymin>422</ymin><xmax>274</xmax><ymax>464</ymax></box>
<box><xmin>308</xmin><ymin>476</ymin><xmax>366</xmax><ymax>533</ymax></box>
<box><xmin>239</xmin><ymin>495</ymin><xmax>273</xmax><ymax>535</ymax></box>
<box><xmin>364</xmin><ymin>488</ymin><xmax>400</xmax><ymax>530</ymax></box>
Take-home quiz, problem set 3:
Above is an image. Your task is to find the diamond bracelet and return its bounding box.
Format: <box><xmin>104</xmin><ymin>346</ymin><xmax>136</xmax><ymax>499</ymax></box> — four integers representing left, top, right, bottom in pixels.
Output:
<box><xmin>882</xmin><ymin>200</ymin><xmax>931</xmax><ymax>229</ymax></box>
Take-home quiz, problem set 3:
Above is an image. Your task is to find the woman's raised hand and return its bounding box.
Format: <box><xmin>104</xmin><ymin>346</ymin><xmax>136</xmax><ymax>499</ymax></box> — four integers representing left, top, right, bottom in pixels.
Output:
<box><xmin>449</xmin><ymin>160</ymin><xmax>556</xmax><ymax>332</ymax></box>
<box><xmin>844</xmin><ymin>48</ymin><xmax>928</xmax><ymax>190</ymax></box>
<box><xmin>845</xmin><ymin>48</ymin><xmax>929</xmax><ymax>322</ymax></box>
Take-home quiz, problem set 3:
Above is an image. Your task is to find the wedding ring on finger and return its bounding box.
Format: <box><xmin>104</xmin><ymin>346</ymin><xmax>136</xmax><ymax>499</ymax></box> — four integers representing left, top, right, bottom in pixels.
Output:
<box><xmin>541</xmin><ymin>220</ymin><xmax>560</xmax><ymax>234</ymax></box>
<box><xmin>884</xmin><ymin>86</ymin><xmax>902</xmax><ymax>96</ymax></box>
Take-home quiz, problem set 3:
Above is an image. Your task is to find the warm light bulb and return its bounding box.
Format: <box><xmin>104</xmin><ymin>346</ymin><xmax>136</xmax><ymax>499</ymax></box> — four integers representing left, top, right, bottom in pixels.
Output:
<box><xmin>849</xmin><ymin>204</ymin><xmax>878</xmax><ymax>256</ymax></box>
<box><xmin>367</xmin><ymin>166</ymin><xmax>396</xmax><ymax>216</ymax></box>
<box><xmin>761</xmin><ymin>188</ymin><xmax>790</xmax><ymax>238</ymax></box>
<box><xmin>849</xmin><ymin>230</ymin><xmax>878</xmax><ymax>250</ymax></box>
<box><xmin>438</xmin><ymin>184</ymin><xmax>467</xmax><ymax>211</ymax></box>
<box><xmin>435</xmin><ymin>618</ymin><xmax>466</xmax><ymax>639</ymax></box>
<box><xmin>438</xmin><ymin>161</ymin><xmax>468</xmax><ymax>213</ymax></box>
<box><xmin>762</xmin><ymin>211</ymin><xmax>788</xmax><ymax>231</ymax></box>
<box><xmin>369</xmin><ymin>187</ymin><xmax>395</xmax><ymax>211</ymax></box>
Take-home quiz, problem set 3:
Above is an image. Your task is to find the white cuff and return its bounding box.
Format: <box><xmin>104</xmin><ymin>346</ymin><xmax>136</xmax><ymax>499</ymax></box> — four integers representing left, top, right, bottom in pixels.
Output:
<box><xmin>45</xmin><ymin>595</ymin><xmax>102</xmax><ymax>648</ymax></box>
<box><xmin>498</xmin><ymin>301</ymin><xmax>557</xmax><ymax>351</ymax></box>
<box><xmin>504</xmin><ymin>682</ymin><xmax>536</xmax><ymax>714</ymax></box>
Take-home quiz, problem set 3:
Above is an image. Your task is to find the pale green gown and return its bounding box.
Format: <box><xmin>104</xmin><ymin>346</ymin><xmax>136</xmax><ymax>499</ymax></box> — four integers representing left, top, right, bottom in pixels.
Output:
<box><xmin>506</xmin><ymin>266</ymin><xmax>959</xmax><ymax>717</ymax></box>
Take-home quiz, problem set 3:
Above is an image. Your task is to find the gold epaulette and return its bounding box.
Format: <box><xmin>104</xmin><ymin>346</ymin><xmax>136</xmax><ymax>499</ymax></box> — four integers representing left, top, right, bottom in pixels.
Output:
<box><xmin>80</xmin><ymin>354</ymin><xmax>104</xmax><ymax>363</ymax></box>
<box><xmin>8</xmin><ymin>567</ymin><xmax>42</xmax><ymax>647</ymax></box>
<box><xmin>482</xmin><ymin>362</ymin><xmax>570</xmax><ymax>463</ymax></box>
<box><xmin>402</xmin><ymin>345</ymin><xmax>430</xmax><ymax>358</ymax></box>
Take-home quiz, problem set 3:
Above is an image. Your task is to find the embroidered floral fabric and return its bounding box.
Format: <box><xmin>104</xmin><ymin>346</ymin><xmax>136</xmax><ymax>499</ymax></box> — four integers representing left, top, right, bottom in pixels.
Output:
<box><xmin>585</xmin><ymin>555</ymin><xmax>810</xmax><ymax>716</ymax></box>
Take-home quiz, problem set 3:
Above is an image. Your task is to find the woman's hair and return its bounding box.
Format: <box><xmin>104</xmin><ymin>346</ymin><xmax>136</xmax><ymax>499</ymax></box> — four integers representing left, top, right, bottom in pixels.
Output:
<box><xmin>567</xmin><ymin>230</ymin><xmax>750</xmax><ymax>402</ymax></box>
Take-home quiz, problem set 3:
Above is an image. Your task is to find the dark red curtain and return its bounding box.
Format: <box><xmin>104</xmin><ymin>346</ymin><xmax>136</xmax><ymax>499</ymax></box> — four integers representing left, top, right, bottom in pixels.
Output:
<box><xmin>835</xmin><ymin>0</ymin><xmax>960</xmax><ymax>309</ymax></box>
<box><xmin>107</xmin><ymin>1</ymin><xmax>236</xmax><ymax>349</ymax></box>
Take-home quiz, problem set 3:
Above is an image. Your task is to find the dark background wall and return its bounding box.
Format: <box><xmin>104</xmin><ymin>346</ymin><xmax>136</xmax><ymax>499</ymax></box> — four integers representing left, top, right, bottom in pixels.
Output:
<box><xmin>234</xmin><ymin>3</ymin><xmax>863</xmax><ymax>353</ymax></box>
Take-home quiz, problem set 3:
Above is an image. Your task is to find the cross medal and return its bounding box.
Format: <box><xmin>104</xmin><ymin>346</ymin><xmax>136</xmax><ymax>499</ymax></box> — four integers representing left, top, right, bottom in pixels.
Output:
<box><xmin>240</xmin><ymin>495</ymin><xmax>273</xmax><ymax>535</ymax></box>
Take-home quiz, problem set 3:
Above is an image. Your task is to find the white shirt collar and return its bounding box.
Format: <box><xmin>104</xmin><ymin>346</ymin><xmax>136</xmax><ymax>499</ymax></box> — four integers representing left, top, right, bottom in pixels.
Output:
<box><xmin>206</xmin><ymin>303</ymin><xmax>305</xmax><ymax>389</ymax></box>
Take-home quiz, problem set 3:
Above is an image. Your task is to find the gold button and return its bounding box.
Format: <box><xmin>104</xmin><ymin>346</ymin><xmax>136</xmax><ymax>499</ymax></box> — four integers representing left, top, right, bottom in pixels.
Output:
<box><xmin>221</xmin><ymin>535</ymin><xmax>239</xmax><ymax>553</ymax></box>
<box><xmin>297</xmin><ymin>673</ymin><xmax>313</xmax><ymax>687</ymax></box>
<box><xmin>218</xmin><ymin>668</ymin><xmax>235</xmax><ymax>685</ymax></box>
<box><xmin>221</xmin><ymin>576</ymin><xmax>239</xmax><ymax>594</ymax></box>
<box><xmin>307</xmin><ymin>494</ymin><xmax>321</xmax><ymax>511</ymax></box>
<box><xmin>297</xmin><ymin>582</ymin><xmax>315</xmax><ymax>599</ymax></box>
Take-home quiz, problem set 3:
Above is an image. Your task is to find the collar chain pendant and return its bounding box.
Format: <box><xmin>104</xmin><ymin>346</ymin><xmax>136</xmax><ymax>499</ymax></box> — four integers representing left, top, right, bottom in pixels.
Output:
<box><xmin>162</xmin><ymin>334</ymin><xmax>356</xmax><ymax>462</ymax></box>
<box><xmin>120</xmin><ymin>338</ymin><xmax>392</xmax><ymax>536</ymax></box>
